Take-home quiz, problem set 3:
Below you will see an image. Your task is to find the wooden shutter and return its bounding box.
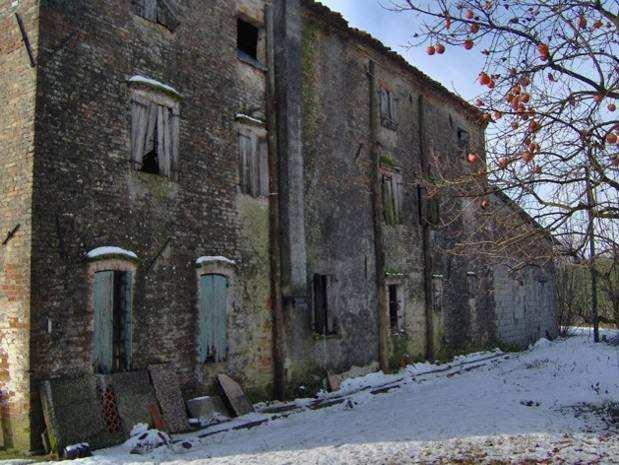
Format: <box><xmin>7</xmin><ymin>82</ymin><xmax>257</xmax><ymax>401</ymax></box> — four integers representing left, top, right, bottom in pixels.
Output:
<box><xmin>144</xmin><ymin>103</ymin><xmax>158</xmax><ymax>155</ymax></box>
<box><xmin>382</xmin><ymin>175</ymin><xmax>395</xmax><ymax>225</ymax></box>
<box><xmin>131</xmin><ymin>100</ymin><xmax>149</xmax><ymax>169</ymax></box>
<box><xmin>170</xmin><ymin>111</ymin><xmax>180</xmax><ymax>179</ymax></box>
<box><xmin>158</xmin><ymin>0</ymin><xmax>180</xmax><ymax>31</ymax></box>
<box><xmin>394</xmin><ymin>174</ymin><xmax>403</xmax><ymax>223</ymax></box>
<box><xmin>143</xmin><ymin>0</ymin><xmax>157</xmax><ymax>21</ymax></box>
<box><xmin>122</xmin><ymin>272</ymin><xmax>134</xmax><ymax>370</ymax></box>
<box><xmin>258</xmin><ymin>139</ymin><xmax>269</xmax><ymax>197</ymax></box>
<box><xmin>249</xmin><ymin>136</ymin><xmax>259</xmax><ymax>196</ymax></box>
<box><xmin>157</xmin><ymin>105</ymin><xmax>172</xmax><ymax>176</ymax></box>
<box><xmin>198</xmin><ymin>274</ymin><xmax>229</xmax><ymax>364</ymax></box>
<box><xmin>380</xmin><ymin>88</ymin><xmax>389</xmax><ymax>118</ymax></box>
<box><xmin>239</xmin><ymin>133</ymin><xmax>252</xmax><ymax>194</ymax></box>
<box><xmin>93</xmin><ymin>271</ymin><xmax>114</xmax><ymax>374</ymax></box>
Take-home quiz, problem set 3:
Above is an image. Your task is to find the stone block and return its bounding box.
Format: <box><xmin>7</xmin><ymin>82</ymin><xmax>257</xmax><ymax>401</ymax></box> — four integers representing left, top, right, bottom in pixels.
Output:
<box><xmin>186</xmin><ymin>395</ymin><xmax>228</xmax><ymax>420</ymax></box>
<box><xmin>148</xmin><ymin>364</ymin><xmax>189</xmax><ymax>433</ymax></box>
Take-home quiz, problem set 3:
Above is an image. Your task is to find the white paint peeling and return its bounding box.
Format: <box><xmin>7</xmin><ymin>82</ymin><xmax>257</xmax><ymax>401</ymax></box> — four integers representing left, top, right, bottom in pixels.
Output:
<box><xmin>196</xmin><ymin>256</ymin><xmax>236</xmax><ymax>266</ymax></box>
<box><xmin>128</xmin><ymin>75</ymin><xmax>182</xmax><ymax>99</ymax></box>
<box><xmin>86</xmin><ymin>246</ymin><xmax>138</xmax><ymax>260</ymax></box>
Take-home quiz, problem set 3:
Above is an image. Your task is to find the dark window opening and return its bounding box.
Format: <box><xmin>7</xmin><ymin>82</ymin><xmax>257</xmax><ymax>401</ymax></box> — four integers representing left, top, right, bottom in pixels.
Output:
<box><xmin>457</xmin><ymin>127</ymin><xmax>470</xmax><ymax>149</ymax></box>
<box><xmin>380</xmin><ymin>87</ymin><xmax>398</xmax><ymax>130</ymax></box>
<box><xmin>237</xmin><ymin>18</ymin><xmax>259</xmax><ymax>60</ymax></box>
<box><xmin>142</xmin><ymin>126</ymin><xmax>161</xmax><ymax>175</ymax></box>
<box><xmin>388</xmin><ymin>285</ymin><xmax>400</xmax><ymax>331</ymax></box>
<box><xmin>313</xmin><ymin>274</ymin><xmax>336</xmax><ymax>335</ymax></box>
<box><xmin>112</xmin><ymin>272</ymin><xmax>131</xmax><ymax>372</ymax></box>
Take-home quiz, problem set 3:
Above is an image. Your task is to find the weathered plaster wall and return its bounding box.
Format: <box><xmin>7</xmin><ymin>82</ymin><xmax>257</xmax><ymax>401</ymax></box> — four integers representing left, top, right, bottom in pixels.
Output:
<box><xmin>24</xmin><ymin>0</ymin><xmax>273</xmax><ymax>448</ymax></box>
<box><xmin>295</xmin><ymin>14</ymin><xmax>379</xmax><ymax>390</ymax></box>
<box><xmin>0</xmin><ymin>0</ymin><xmax>38</xmax><ymax>450</ymax></box>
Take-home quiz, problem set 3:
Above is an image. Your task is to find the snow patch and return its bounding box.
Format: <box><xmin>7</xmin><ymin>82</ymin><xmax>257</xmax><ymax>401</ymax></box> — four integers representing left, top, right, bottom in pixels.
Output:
<box><xmin>86</xmin><ymin>246</ymin><xmax>138</xmax><ymax>260</ymax></box>
<box><xmin>128</xmin><ymin>75</ymin><xmax>182</xmax><ymax>98</ymax></box>
<box><xmin>196</xmin><ymin>256</ymin><xmax>236</xmax><ymax>266</ymax></box>
<box><xmin>235</xmin><ymin>113</ymin><xmax>266</xmax><ymax>126</ymax></box>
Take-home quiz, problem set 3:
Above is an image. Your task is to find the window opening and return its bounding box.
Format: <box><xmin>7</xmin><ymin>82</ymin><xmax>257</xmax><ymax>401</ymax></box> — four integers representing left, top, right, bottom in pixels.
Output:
<box><xmin>237</xmin><ymin>18</ymin><xmax>259</xmax><ymax>60</ymax></box>
<box><xmin>388</xmin><ymin>284</ymin><xmax>400</xmax><ymax>330</ymax></box>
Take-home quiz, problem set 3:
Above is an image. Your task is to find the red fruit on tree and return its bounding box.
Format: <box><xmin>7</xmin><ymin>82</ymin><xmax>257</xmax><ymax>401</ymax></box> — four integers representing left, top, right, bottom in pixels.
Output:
<box><xmin>608</xmin><ymin>103</ymin><xmax>617</xmax><ymax>112</ymax></box>
<box><xmin>445</xmin><ymin>17</ymin><xmax>452</xmax><ymax>29</ymax></box>
<box><xmin>464</xmin><ymin>39</ymin><xmax>474</xmax><ymax>50</ymax></box>
<box><xmin>578</xmin><ymin>15</ymin><xmax>587</xmax><ymax>29</ymax></box>
<box><xmin>498</xmin><ymin>157</ymin><xmax>509</xmax><ymax>169</ymax></box>
<box><xmin>593</xmin><ymin>19</ymin><xmax>603</xmax><ymax>29</ymax></box>
<box><xmin>475</xmin><ymin>98</ymin><xmax>485</xmax><ymax>107</ymax></box>
<box><xmin>493</xmin><ymin>111</ymin><xmax>503</xmax><ymax>120</ymax></box>
<box><xmin>528</xmin><ymin>120</ymin><xmax>540</xmax><ymax>132</ymax></box>
<box><xmin>521</xmin><ymin>151</ymin><xmax>535</xmax><ymax>163</ymax></box>
<box><xmin>426</xmin><ymin>45</ymin><xmax>436</xmax><ymax>55</ymax></box>
<box><xmin>481</xmin><ymin>199</ymin><xmax>490</xmax><ymax>209</ymax></box>
<box><xmin>538</xmin><ymin>43</ymin><xmax>550</xmax><ymax>60</ymax></box>
<box><xmin>533</xmin><ymin>165</ymin><xmax>542</xmax><ymax>174</ymax></box>
<box><xmin>480</xmin><ymin>73</ymin><xmax>491</xmax><ymax>85</ymax></box>
<box><xmin>511</xmin><ymin>121</ymin><xmax>519</xmax><ymax>130</ymax></box>
<box><xmin>465</xmin><ymin>9</ymin><xmax>474</xmax><ymax>19</ymax></box>
<box><xmin>470</xmin><ymin>23</ymin><xmax>480</xmax><ymax>33</ymax></box>
<box><xmin>436</xmin><ymin>43</ymin><xmax>445</xmax><ymax>54</ymax></box>
<box><xmin>520</xmin><ymin>77</ymin><xmax>531</xmax><ymax>87</ymax></box>
<box><xmin>467</xmin><ymin>153</ymin><xmax>480</xmax><ymax>164</ymax></box>
<box><xmin>606</xmin><ymin>133</ymin><xmax>618</xmax><ymax>144</ymax></box>
<box><xmin>594</xmin><ymin>94</ymin><xmax>603</xmax><ymax>103</ymax></box>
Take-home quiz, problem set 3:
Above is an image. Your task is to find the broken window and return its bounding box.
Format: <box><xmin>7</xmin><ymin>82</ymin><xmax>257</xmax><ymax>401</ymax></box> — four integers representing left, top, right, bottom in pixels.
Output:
<box><xmin>457</xmin><ymin>127</ymin><xmax>470</xmax><ymax>153</ymax></box>
<box><xmin>198</xmin><ymin>274</ymin><xmax>229</xmax><ymax>364</ymax></box>
<box><xmin>313</xmin><ymin>274</ymin><xmax>336</xmax><ymax>335</ymax></box>
<box><xmin>237</xmin><ymin>18</ymin><xmax>259</xmax><ymax>61</ymax></box>
<box><xmin>131</xmin><ymin>94</ymin><xmax>180</xmax><ymax>179</ymax></box>
<box><xmin>92</xmin><ymin>270</ymin><xmax>133</xmax><ymax>374</ymax></box>
<box><xmin>388</xmin><ymin>284</ymin><xmax>401</xmax><ymax>331</ymax></box>
<box><xmin>135</xmin><ymin>0</ymin><xmax>180</xmax><ymax>31</ymax></box>
<box><xmin>380</xmin><ymin>87</ymin><xmax>398</xmax><ymax>130</ymax></box>
<box><xmin>239</xmin><ymin>132</ymin><xmax>268</xmax><ymax>197</ymax></box>
<box><xmin>382</xmin><ymin>169</ymin><xmax>403</xmax><ymax>225</ymax></box>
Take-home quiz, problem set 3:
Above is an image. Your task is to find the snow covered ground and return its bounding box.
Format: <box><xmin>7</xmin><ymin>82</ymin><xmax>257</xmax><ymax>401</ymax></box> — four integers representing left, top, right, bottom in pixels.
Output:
<box><xmin>45</xmin><ymin>332</ymin><xmax>619</xmax><ymax>464</ymax></box>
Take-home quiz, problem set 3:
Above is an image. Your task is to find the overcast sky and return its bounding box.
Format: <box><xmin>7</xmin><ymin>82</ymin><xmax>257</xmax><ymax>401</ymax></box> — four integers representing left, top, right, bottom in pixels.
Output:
<box><xmin>316</xmin><ymin>0</ymin><xmax>484</xmax><ymax>102</ymax></box>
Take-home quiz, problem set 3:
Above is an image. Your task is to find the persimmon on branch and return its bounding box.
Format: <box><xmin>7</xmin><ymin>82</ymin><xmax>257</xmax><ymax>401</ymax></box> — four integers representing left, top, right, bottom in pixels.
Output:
<box><xmin>392</xmin><ymin>0</ymin><xmax>618</xmax><ymax>259</ymax></box>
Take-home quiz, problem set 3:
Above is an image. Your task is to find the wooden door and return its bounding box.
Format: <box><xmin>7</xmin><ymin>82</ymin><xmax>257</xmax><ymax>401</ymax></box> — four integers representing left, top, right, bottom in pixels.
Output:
<box><xmin>198</xmin><ymin>274</ymin><xmax>229</xmax><ymax>364</ymax></box>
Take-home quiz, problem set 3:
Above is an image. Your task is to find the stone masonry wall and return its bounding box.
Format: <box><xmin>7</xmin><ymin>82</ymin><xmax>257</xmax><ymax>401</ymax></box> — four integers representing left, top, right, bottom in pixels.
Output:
<box><xmin>0</xmin><ymin>0</ymin><xmax>38</xmax><ymax>450</ymax></box>
<box><xmin>24</xmin><ymin>0</ymin><xmax>273</xmax><ymax>448</ymax></box>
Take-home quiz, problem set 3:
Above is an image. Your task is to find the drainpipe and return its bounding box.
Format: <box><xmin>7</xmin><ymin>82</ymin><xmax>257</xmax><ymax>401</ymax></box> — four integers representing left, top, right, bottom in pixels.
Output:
<box><xmin>265</xmin><ymin>4</ymin><xmax>286</xmax><ymax>401</ymax></box>
<box><xmin>368</xmin><ymin>60</ymin><xmax>390</xmax><ymax>373</ymax></box>
<box><xmin>418</xmin><ymin>94</ymin><xmax>435</xmax><ymax>361</ymax></box>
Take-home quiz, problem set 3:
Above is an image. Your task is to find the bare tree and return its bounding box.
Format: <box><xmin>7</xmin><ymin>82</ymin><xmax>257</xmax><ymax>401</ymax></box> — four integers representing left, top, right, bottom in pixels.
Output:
<box><xmin>391</xmin><ymin>0</ymin><xmax>618</xmax><ymax>262</ymax></box>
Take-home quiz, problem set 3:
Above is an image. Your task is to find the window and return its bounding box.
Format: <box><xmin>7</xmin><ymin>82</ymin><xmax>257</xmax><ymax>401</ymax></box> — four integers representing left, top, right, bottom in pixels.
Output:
<box><xmin>131</xmin><ymin>91</ymin><xmax>180</xmax><ymax>179</ymax></box>
<box><xmin>237</xmin><ymin>18</ymin><xmax>259</xmax><ymax>61</ymax></box>
<box><xmin>466</xmin><ymin>271</ymin><xmax>479</xmax><ymax>297</ymax></box>
<box><xmin>457</xmin><ymin>127</ymin><xmax>470</xmax><ymax>151</ymax></box>
<box><xmin>239</xmin><ymin>132</ymin><xmax>268</xmax><ymax>197</ymax></box>
<box><xmin>92</xmin><ymin>270</ymin><xmax>133</xmax><ymax>374</ymax></box>
<box><xmin>417</xmin><ymin>185</ymin><xmax>440</xmax><ymax>228</ymax></box>
<box><xmin>380</xmin><ymin>87</ymin><xmax>398</xmax><ymax>130</ymax></box>
<box><xmin>198</xmin><ymin>274</ymin><xmax>229</xmax><ymax>364</ymax></box>
<box><xmin>313</xmin><ymin>274</ymin><xmax>336</xmax><ymax>335</ymax></box>
<box><xmin>135</xmin><ymin>0</ymin><xmax>180</xmax><ymax>31</ymax></box>
<box><xmin>382</xmin><ymin>169</ymin><xmax>403</xmax><ymax>225</ymax></box>
<box><xmin>432</xmin><ymin>274</ymin><xmax>443</xmax><ymax>313</ymax></box>
<box><xmin>388</xmin><ymin>284</ymin><xmax>402</xmax><ymax>331</ymax></box>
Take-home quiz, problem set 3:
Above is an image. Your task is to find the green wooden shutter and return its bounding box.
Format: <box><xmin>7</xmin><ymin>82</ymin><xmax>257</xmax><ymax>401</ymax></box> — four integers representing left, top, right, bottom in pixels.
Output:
<box><xmin>93</xmin><ymin>271</ymin><xmax>114</xmax><ymax>374</ymax></box>
<box><xmin>198</xmin><ymin>275</ymin><xmax>229</xmax><ymax>364</ymax></box>
<box><xmin>123</xmin><ymin>272</ymin><xmax>134</xmax><ymax>370</ymax></box>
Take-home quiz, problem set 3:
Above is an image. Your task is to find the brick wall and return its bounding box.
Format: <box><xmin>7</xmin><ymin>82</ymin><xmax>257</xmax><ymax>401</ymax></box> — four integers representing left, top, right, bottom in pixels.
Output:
<box><xmin>0</xmin><ymin>0</ymin><xmax>38</xmax><ymax>450</ymax></box>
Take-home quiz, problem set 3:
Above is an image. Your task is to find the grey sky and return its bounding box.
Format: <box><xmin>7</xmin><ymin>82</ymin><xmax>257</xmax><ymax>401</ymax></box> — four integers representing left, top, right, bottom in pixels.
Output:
<box><xmin>316</xmin><ymin>0</ymin><xmax>484</xmax><ymax>102</ymax></box>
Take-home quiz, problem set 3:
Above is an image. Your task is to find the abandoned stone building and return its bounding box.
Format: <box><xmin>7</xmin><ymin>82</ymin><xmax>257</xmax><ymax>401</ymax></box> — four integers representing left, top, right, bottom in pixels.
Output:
<box><xmin>0</xmin><ymin>0</ymin><xmax>558</xmax><ymax>452</ymax></box>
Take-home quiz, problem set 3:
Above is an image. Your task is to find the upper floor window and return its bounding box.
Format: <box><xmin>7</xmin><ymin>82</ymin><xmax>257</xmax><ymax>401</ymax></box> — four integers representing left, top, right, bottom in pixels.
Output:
<box><xmin>380</xmin><ymin>87</ymin><xmax>398</xmax><ymax>131</ymax></box>
<box><xmin>381</xmin><ymin>167</ymin><xmax>403</xmax><ymax>225</ymax></box>
<box><xmin>129</xmin><ymin>76</ymin><xmax>181</xmax><ymax>179</ymax></box>
<box><xmin>313</xmin><ymin>274</ymin><xmax>337</xmax><ymax>336</ymax></box>
<box><xmin>237</xmin><ymin>18</ymin><xmax>259</xmax><ymax>61</ymax></box>
<box><xmin>135</xmin><ymin>0</ymin><xmax>180</xmax><ymax>31</ymax></box>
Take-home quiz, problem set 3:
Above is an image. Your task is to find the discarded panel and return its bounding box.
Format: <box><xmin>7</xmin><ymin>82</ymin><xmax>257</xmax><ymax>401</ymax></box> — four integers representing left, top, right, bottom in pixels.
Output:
<box><xmin>148</xmin><ymin>364</ymin><xmax>190</xmax><ymax>433</ymax></box>
<box><xmin>216</xmin><ymin>374</ymin><xmax>254</xmax><ymax>417</ymax></box>
<box><xmin>111</xmin><ymin>371</ymin><xmax>158</xmax><ymax>434</ymax></box>
<box><xmin>40</xmin><ymin>376</ymin><xmax>107</xmax><ymax>453</ymax></box>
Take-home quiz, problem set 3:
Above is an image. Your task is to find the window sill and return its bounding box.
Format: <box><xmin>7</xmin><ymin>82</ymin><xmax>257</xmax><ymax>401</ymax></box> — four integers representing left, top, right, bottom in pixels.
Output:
<box><xmin>312</xmin><ymin>332</ymin><xmax>340</xmax><ymax>341</ymax></box>
<box><xmin>237</xmin><ymin>51</ymin><xmax>267</xmax><ymax>72</ymax></box>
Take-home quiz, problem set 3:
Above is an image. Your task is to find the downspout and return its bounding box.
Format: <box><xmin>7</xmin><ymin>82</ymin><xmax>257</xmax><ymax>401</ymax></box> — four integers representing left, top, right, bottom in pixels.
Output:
<box><xmin>265</xmin><ymin>4</ymin><xmax>286</xmax><ymax>400</ymax></box>
<box><xmin>368</xmin><ymin>60</ymin><xmax>390</xmax><ymax>373</ymax></box>
<box><xmin>418</xmin><ymin>94</ymin><xmax>435</xmax><ymax>361</ymax></box>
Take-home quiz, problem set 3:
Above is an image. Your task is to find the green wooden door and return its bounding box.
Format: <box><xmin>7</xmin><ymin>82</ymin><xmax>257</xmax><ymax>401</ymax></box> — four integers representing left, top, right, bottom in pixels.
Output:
<box><xmin>198</xmin><ymin>274</ymin><xmax>229</xmax><ymax>364</ymax></box>
<box><xmin>93</xmin><ymin>271</ymin><xmax>114</xmax><ymax>373</ymax></box>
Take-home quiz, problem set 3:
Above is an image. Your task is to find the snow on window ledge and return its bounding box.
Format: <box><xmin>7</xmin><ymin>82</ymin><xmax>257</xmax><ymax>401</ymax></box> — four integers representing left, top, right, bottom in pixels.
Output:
<box><xmin>86</xmin><ymin>246</ymin><xmax>138</xmax><ymax>260</ymax></box>
<box><xmin>196</xmin><ymin>256</ymin><xmax>236</xmax><ymax>267</ymax></box>
<box><xmin>128</xmin><ymin>75</ymin><xmax>182</xmax><ymax>99</ymax></box>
